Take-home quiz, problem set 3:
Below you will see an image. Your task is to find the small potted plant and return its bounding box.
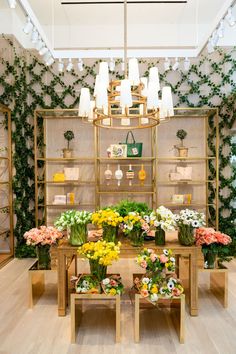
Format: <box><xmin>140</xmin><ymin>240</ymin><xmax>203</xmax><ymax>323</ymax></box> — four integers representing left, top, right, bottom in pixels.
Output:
<box><xmin>63</xmin><ymin>130</ymin><xmax>75</xmax><ymax>158</ymax></box>
<box><xmin>175</xmin><ymin>129</ymin><xmax>188</xmax><ymax>157</ymax></box>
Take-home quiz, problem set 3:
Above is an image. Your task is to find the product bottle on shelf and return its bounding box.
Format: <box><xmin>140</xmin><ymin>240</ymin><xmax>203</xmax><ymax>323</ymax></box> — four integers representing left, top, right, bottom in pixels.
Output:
<box><xmin>104</xmin><ymin>164</ymin><xmax>112</xmax><ymax>185</ymax></box>
<box><xmin>138</xmin><ymin>164</ymin><xmax>146</xmax><ymax>186</ymax></box>
<box><xmin>115</xmin><ymin>164</ymin><xmax>123</xmax><ymax>186</ymax></box>
<box><xmin>126</xmin><ymin>164</ymin><xmax>134</xmax><ymax>186</ymax></box>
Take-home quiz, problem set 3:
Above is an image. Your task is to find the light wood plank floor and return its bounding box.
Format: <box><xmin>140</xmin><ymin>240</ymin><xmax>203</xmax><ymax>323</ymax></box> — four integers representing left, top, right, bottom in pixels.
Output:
<box><xmin>0</xmin><ymin>258</ymin><xmax>236</xmax><ymax>354</ymax></box>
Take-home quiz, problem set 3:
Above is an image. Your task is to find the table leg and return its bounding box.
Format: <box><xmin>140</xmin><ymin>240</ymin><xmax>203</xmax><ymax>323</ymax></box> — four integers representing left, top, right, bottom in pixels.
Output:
<box><xmin>71</xmin><ymin>295</ymin><xmax>75</xmax><ymax>343</ymax></box>
<box><xmin>189</xmin><ymin>250</ymin><xmax>198</xmax><ymax>316</ymax></box>
<box><xmin>58</xmin><ymin>251</ymin><xmax>67</xmax><ymax>316</ymax></box>
<box><xmin>116</xmin><ymin>295</ymin><xmax>121</xmax><ymax>343</ymax></box>
<box><xmin>134</xmin><ymin>294</ymin><xmax>140</xmax><ymax>343</ymax></box>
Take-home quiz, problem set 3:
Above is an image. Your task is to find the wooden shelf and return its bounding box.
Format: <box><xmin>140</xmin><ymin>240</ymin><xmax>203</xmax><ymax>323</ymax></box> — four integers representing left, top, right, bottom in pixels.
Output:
<box><xmin>0</xmin><ymin>181</ymin><xmax>9</xmax><ymax>185</ymax></box>
<box><xmin>157</xmin><ymin>180</ymin><xmax>215</xmax><ymax>185</ymax></box>
<box><xmin>157</xmin><ymin>157</ymin><xmax>216</xmax><ymax>162</ymax></box>
<box><xmin>37</xmin><ymin>180</ymin><xmax>95</xmax><ymax>185</ymax></box>
<box><xmin>97</xmin><ymin>191</ymin><xmax>154</xmax><ymax>195</ymax></box>
<box><xmin>38</xmin><ymin>203</ymin><xmax>95</xmax><ymax>208</ymax></box>
<box><xmin>0</xmin><ymin>205</ymin><xmax>9</xmax><ymax>210</ymax></box>
<box><xmin>97</xmin><ymin>157</ymin><xmax>156</xmax><ymax>161</ymax></box>
<box><xmin>37</xmin><ymin>157</ymin><xmax>94</xmax><ymax>162</ymax></box>
<box><xmin>160</xmin><ymin>203</ymin><xmax>215</xmax><ymax>207</ymax></box>
<box><xmin>0</xmin><ymin>229</ymin><xmax>9</xmax><ymax>236</ymax></box>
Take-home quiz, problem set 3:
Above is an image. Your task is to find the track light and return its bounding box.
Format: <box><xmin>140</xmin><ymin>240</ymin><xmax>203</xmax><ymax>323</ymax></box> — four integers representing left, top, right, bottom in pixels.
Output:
<box><xmin>66</xmin><ymin>58</ymin><xmax>73</xmax><ymax>72</ymax></box>
<box><xmin>23</xmin><ymin>16</ymin><xmax>33</xmax><ymax>34</ymax></box>
<box><xmin>39</xmin><ymin>46</ymin><xmax>48</xmax><ymax>56</ymax></box>
<box><xmin>121</xmin><ymin>60</ymin><xmax>125</xmax><ymax>71</ymax></box>
<box><xmin>225</xmin><ymin>7</ymin><xmax>235</xmax><ymax>27</ymax></box>
<box><xmin>31</xmin><ymin>28</ymin><xmax>38</xmax><ymax>44</ymax></box>
<box><xmin>58</xmin><ymin>59</ymin><xmax>64</xmax><ymax>73</ymax></box>
<box><xmin>183</xmin><ymin>57</ymin><xmax>190</xmax><ymax>71</ymax></box>
<box><xmin>211</xmin><ymin>30</ymin><xmax>219</xmax><ymax>47</ymax></box>
<box><xmin>164</xmin><ymin>57</ymin><xmax>170</xmax><ymax>71</ymax></box>
<box><xmin>172</xmin><ymin>57</ymin><xmax>179</xmax><ymax>71</ymax></box>
<box><xmin>217</xmin><ymin>20</ymin><xmax>225</xmax><ymax>38</ymax></box>
<box><xmin>35</xmin><ymin>37</ymin><xmax>44</xmax><ymax>51</ymax></box>
<box><xmin>207</xmin><ymin>40</ymin><xmax>214</xmax><ymax>54</ymax></box>
<box><xmin>46</xmin><ymin>57</ymin><xmax>54</xmax><ymax>66</ymax></box>
<box><xmin>7</xmin><ymin>0</ymin><xmax>16</xmax><ymax>8</ymax></box>
<box><xmin>109</xmin><ymin>58</ymin><xmax>115</xmax><ymax>71</ymax></box>
<box><xmin>43</xmin><ymin>51</ymin><xmax>51</xmax><ymax>62</ymax></box>
<box><xmin>78</xmin><ymin>58</ymin><xmax>83</xmax><ymax>72</ymax></box>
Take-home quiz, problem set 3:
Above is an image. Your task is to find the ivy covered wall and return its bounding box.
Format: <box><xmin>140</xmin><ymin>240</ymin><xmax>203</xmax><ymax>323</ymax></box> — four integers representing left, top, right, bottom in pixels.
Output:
<box><xmin>0</xmin><ymin>35</ymin><xmax>235</xmax><ymax>257</ymax></box>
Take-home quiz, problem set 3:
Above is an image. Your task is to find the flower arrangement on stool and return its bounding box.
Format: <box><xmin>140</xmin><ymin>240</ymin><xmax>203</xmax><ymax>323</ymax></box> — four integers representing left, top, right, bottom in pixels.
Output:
<box><xmin>134</xmin><ymin>248</ymin><xmax>184</xmax><ymax>304</ymax></box>
<box><xmin>24</xmin><ymin>226</ymin><xmax>63</xmax><ymax>269</ymax></box>
<box><xmin>195</xmin><ymin>227</ymin><xmax>232</xmax><ymax>269</ymax></box>
<box><xmin>72</xmin><ymin>240</ymin><xmax>124</xmax><ymax>295</ymax></box>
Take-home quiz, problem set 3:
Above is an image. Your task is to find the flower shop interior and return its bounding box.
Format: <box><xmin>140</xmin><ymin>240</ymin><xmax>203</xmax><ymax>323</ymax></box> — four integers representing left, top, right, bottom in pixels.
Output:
<box><xmin>0</xmin><ymin>0</ymin><xmax>236</xmax><ymax>353</ymax></box>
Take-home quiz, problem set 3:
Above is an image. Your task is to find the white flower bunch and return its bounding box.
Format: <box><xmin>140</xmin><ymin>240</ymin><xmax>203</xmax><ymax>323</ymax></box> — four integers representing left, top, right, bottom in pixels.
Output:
<box><xmin>174</xmin><ymin>209</ymin><xmax>205</xmax><ymax>228</ymax></box>
<box><xmin>54</xmin><ymin>210</ymin><xmax>92</xmax><ymax>231</ymax></box>
<box><xmin>150</xmin><ymin>205</ymin><xmax>176</xmax><ymax>232</ymax></box>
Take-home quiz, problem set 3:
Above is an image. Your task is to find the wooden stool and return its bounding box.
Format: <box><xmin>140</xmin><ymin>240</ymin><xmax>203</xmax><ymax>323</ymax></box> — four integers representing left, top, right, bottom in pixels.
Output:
<box><xmin>134</xmin><ymin>293</ymin><xmax>185</xmax><ymax>344</ymax></box>
<box><xmin>70</xmin><ymin>293</ymin><xmax>121</xmax><ymax>343</ymax></box>
<box><xmin>28</xmin><ymin>260</ymin><xmax>57</xmax><ymax>308</ymax></box>
<box><xmin>199</xmin><ymin>266</ymin><xmax>228</xmax><ymax>308</ymax></box>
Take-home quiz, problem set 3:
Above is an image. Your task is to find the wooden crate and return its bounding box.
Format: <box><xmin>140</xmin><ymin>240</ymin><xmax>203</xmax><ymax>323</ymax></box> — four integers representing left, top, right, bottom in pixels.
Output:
<box><xmin>70</xmin><ymin>293</ymin><xmax>121</xmax><ymax>343</ymax></box>
<box><xmin>134</xmin><ymin>293</ymin><xmax>185</xmax><ymax>344</ymax></box>
<box><xmin>28</xmin><ymin>260</ymin><xmax>57</xmax><ymax>308</ymax></box>
<box><xmin>199</xmin><ymin>266</ymin><xmax>228</xmax><ymax>308</ymax></box>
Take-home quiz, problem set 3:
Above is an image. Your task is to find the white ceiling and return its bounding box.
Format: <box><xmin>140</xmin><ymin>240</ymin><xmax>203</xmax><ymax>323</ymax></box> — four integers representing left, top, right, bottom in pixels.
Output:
<box><xmin>1</xmin><ymin>0</ymin><xmax>236</xmax><ymax>58</ymax></box>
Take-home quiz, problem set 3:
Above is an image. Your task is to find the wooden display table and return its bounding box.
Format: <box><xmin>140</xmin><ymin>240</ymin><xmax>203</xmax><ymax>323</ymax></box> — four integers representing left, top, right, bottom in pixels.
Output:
<box><xmin>70</xmin><ymin>293</ymin><xmax>121</xmax><ymax>343</ymax></box>
<box><xmin>134</xmin><ymin>293</ymin><xmax>185</xmax><ymax>344</ymax></box>
<box><xmin>57</xmin><ymin>239</ymin><xmax>199</xmax><ymax>316</ymax></box>
<box><xmin>28</xmin><ymin>260</ymin><xmax>57</xmax><ymax>308</ymax></box>
<box><xmin>199</xmin><ymin>265</ymin><xmax>228</xmax><ymax>308</ymax></box>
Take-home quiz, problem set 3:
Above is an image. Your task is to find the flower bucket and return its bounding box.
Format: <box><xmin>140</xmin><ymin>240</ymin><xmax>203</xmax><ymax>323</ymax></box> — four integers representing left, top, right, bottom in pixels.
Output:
<box><xmin>129</xmin><ymin>230</ymin><xmax>144</xmax><ymax>247</ymax></box>
<box><xmin>89</xmin><ymin>259</ymin><xmax>107</xmax><ymax>282</ymax></box>
<box><xmin>155</xmin><ymin>227</ymin><xmax>165</xmax><ymax>245</ymax></box>
<box><xmin>70</xmin><ymin>224</ymin><xmax>88</xmax><ymax>246</ymax></box>
<box><xmin>178</xmin><ymin>225</ymin><xmax>195</xmax><ymax>246</ymax></box>
<box><xmin>204</xmin><ymin>250</ymin><xmax>217</xmax><ymax>269</ymax></box>
<box><xmin>36</xmin><ymin>244</ymin><xmax>51</xmax><ymax>270</ymax></box>
<box><xmin>102</xmin><ymin>225</ymin><xmax>118</xmax><ymax>243</ymax></box>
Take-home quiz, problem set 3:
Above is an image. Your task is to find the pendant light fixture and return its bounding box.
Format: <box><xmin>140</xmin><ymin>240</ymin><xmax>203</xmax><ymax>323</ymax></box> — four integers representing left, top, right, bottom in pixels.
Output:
<box><xmin>78</xmin><ymin>0</ymin><xmax>174</xmax><ymax>129</ymax></box>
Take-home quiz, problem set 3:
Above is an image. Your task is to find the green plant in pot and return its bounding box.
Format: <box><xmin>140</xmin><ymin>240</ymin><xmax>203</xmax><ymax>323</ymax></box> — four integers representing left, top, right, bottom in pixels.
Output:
<box><xmin>55</xmin><ymin>210</ymin><xmax>92</xmax><ymax>246</ymax></box>
<box><xmin>175</xmin><ymin>129</ymin><xmax>188</xmax><ymax>157</ymax></box>
<box><xmin>63</xmin><ymin>130</ymin><xmax>75</xmax><ymax>158</ymax></box>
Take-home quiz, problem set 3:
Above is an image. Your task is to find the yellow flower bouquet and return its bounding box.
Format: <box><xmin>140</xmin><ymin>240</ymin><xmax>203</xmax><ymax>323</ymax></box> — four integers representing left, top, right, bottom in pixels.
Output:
<box><xmin>78</xmin><ymin>240</ymin><xmax>121</xmax><ymax>281</ymax></box>
<box><xmin>91</xmin><ymin>209</ymin><xmax>123</xmax><ymax>242</ymax></box>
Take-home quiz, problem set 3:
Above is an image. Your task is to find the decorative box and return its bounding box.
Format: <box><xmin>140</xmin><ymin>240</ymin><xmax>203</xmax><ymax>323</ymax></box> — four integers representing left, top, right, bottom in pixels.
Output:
<box><xmin>64</xmin><ymin>168</ymin><xmax>80</xmax><ymax>181</ymax></box>
<box><xmin>53</xmin><ymin>195</ymin><xmax>66</xmax><ymax>205</ymax></box>
<box><xmin>53</xmin><ymin>173</ymin><xmax>65</xmax><ymax>182</ymax></box>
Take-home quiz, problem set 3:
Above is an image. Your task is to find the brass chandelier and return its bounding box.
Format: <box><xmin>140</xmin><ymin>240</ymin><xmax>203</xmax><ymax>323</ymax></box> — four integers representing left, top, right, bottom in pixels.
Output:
<box><xmin>78</xmin><ymin>0</ymin><xmax>174</xmax><ymax>129</ymax></box>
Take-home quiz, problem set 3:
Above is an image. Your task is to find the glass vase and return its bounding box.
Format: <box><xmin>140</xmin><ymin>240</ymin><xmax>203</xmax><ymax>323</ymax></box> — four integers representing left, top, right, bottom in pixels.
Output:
<box><xmin>89</xmin><ymin>259</ymin><xmax>107</xmax><ymax>282</ymax></box>
<box><xmin>102</xmin><ymin>225</ymin><xmax>118</xmax><ymax>243</ymax></box>
<box><xmin>204</xmin><ymin>249</ymin><xmax>217</xmax><ymax>269</ymax></box>
<box><xmin>155</xmin><ymin>227</ymin><xmax>165</xmax><ymax>245</ymax></box>
<box><xmin>178</xmin><ymin>225</ymin><xmax>195</xmax><ymax>246</ymax></box>
<box><xmin>129</xmin><ymin>230</ymin><xmax>144</xmax><ymax>247</ymax></box>
<box><xmin>36</xmin><ymin>244</ymin><xmax>51</xmax><ymax>270</ymax></box>
<box><xmin>69</xmin><ymin>224</ymin><xmax>88</xmax><ymax>246</ymax></box>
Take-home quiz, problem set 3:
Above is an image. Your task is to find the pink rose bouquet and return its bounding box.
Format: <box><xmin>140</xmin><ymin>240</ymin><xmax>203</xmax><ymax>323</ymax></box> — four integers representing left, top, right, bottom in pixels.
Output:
<box><xmin>24</xmin><ymin>225</ymin><xmax>63</xmax><ymax>246</ymax></box>
<box><xmin>136</xmin><ymin>248</ymin><xmax>176</xmax><ymax>274</ymax></box>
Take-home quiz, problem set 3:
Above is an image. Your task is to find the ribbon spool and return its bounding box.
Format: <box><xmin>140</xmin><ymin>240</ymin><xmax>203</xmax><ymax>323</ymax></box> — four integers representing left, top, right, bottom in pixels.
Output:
<box><xmin>104</xmin><ymin>164</ymin><xmax>112</xmax><ymax>185</ymax></box>
<box><xmin>115</xmin><ymin>164</ymin><xmax>123</xmax><ymax>186</ymax></box>
<box><xmin>126</xmin><ymin>164</ymin><xmax>134</xmax><ymax>186</ymax></box>
<box><xmin>138</xmin><ymin>164</ymin><xmax>146</xmax><ymax>186</ymax></box>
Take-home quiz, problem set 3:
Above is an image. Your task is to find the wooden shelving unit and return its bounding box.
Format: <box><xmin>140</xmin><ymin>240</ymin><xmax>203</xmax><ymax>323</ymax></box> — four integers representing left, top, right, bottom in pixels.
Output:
<box><xmin>0</xmin><ymin>104</ymin><xmax>13</xmax><ymax>268</ymax></box>
<box><xmin>34</xmin><ymin>109</ymin><xmax>96</xmax><ymax>226</ymax></box>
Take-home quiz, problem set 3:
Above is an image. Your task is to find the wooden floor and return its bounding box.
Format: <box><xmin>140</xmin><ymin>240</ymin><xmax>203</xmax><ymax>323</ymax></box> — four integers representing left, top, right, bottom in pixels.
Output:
<box><xmin>0</xmin><ymin>258</ymin><xmax>236</xmax><ymax>354</ymax></box>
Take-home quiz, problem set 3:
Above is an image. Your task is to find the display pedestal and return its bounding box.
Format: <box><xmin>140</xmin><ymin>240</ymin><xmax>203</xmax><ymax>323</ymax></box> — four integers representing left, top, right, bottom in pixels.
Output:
<box><xmin>70</xmin><ymin>293</ymin><xmax>121</xmax><ymax>343</ymax></box>
<box><xmin>28</xmin><ymin>260</ymin><xmax>57</xmax><ymax>308</ymax></box>
<box><xmin>134</xmin><ymin>293</ymin><xmax>185</xmax><ymax>344</ymax></box>
<box><xmin>199</xmin><ymin>266</ymin><xmax>228</xmax><ymax>308</ymax></box>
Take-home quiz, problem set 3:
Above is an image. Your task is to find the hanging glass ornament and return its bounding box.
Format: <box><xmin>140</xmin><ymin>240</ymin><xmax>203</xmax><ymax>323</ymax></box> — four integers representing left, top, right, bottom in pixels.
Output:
<box><xmin>138</xmin><ymin>164</ymin><xmax>146</xmax><ymax>186</ymax></box>
<box><xmin>115</xmin><ymin>164</ymin><xmax>123</xmax><ymax>186</ymax></box>
<box><xmin>126</xmin><ymin>164</ymin><xmax>134</xmax><ymax>186</ymax></box>
<box><xmin>104</xmin><ymin>164</ymin><xmax>112</xmax><ymax>185</ymax></box>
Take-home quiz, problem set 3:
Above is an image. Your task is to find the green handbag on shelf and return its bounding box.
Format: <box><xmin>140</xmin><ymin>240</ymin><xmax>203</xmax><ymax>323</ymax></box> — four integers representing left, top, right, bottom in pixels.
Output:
<box><xmin>120</xmin><ymin>131</ymin><xmax>143</xmax><ymax>157</ymax></box>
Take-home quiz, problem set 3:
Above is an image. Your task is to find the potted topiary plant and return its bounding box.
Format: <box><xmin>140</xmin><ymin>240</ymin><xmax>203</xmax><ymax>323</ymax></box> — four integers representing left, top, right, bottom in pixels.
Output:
<box><xmin>175</xmin><ymin>129</ymin><xmax>188</xmax><ymax>157</ymax></box>
<box><xmin>63</xmin><ymin>130</ymin><xmax>75</xmax><ymax>158</ymax></box>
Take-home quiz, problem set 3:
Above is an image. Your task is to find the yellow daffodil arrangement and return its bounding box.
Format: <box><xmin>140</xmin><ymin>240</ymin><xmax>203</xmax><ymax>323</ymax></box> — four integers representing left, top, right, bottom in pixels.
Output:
<box><xmin>91</xmin><ymin>209</ymin><xmax>123</xmax><ymax>242</ymax></box>
<box><xmin>78</xmin><ymin>240</ymin><xmax>121</xmax><ymax>281</ymax></box>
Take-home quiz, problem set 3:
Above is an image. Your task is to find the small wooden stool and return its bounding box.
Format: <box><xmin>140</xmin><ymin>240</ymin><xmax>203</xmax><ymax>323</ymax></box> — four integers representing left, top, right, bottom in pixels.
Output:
<box><xmin>199</xmin><ymin>266</ymin><xmax>228</xmax><ymax>308</ymax></box>
<box><xmin>70</xmin><ymin>293</ymin><xmax>121</xmax><ymax>343</ymax></box>
<box><xmin>28</xmin><ymin>260</ymin><xmax>57</xmax><ymax>308</ymax></box>
<box><xmin>134</xmin><ymin>293</ymin><xmax>185</xmax><ymax>344</ymax></box>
